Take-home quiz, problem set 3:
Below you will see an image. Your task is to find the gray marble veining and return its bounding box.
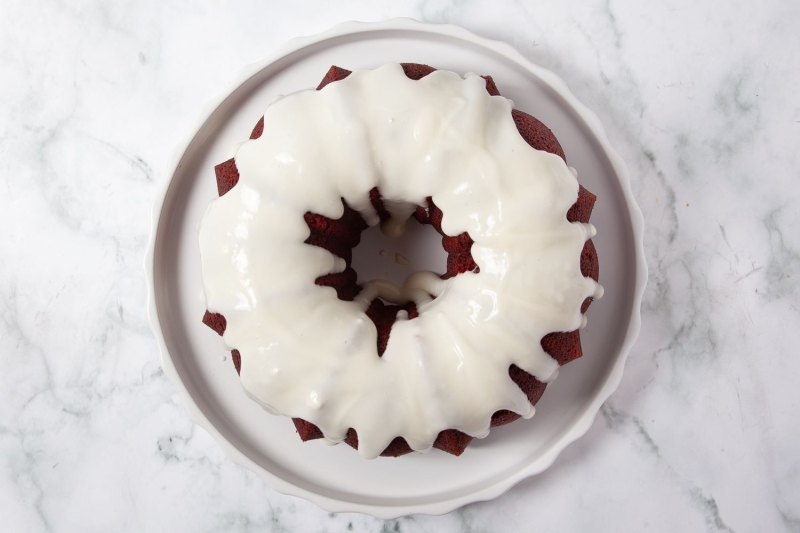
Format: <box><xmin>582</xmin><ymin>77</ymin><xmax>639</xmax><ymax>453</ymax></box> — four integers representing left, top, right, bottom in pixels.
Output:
<box><xmin>1</xmin><ymin>0</ymin><xmax>799</xmax><ymax>531</ymax></box>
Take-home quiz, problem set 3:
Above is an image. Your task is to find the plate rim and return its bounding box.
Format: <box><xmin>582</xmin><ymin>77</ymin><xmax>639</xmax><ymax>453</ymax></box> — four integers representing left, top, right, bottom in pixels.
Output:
<box><xmin>144</xmin><ymin>17</ymin><xmax>648</xmax><ymax>519</ymax></box>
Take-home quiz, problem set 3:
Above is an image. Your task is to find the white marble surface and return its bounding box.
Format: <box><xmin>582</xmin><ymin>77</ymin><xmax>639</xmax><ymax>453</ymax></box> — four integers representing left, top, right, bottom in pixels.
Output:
<box><xmin>2</xmin><ymin>0</ymin><xmax>799</xmax><ymax>530</ymax></box>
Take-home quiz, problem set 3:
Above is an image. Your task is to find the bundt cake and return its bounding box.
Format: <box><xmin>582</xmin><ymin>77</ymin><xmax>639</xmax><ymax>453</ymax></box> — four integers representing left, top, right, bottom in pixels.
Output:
<box><xmin>199</xmin><ymin>63</ymin><xmax>602</xmax><ymax>459</ymax></box>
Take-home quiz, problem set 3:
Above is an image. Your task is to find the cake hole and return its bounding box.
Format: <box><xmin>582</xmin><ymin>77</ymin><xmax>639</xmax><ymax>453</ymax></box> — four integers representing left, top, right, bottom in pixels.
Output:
<box><xmin>351</xmin><ymin>217</ymin><xmax>447</xmax><ymax>288</ymax></box>
<box><xmin>305</xmin><ymin>197</ymin><xmax>478</xmax><ymax>356</ymax></box>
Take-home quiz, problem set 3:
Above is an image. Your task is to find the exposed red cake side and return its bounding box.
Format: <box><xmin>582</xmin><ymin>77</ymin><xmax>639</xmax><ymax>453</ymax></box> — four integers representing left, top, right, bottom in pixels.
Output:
<box><xmin>250</xmin><ymin>117</ymin><xmax>264</xmax><ymax>140</ymax></box>
<box><xmin>568</xmin><ymin>185</ymin><xmax>597</xmax><ymax>225</ymax></box>
<box><xmin>482</xmin><ymin>75</ymin><xmax>501</xmax><ymax>96</ymax></box>
<box><xmin>490</xmin><ymin>410</ymin><xmax>520</xmax><ymax>427</ymax></box>
<box><xmin>365</xmin><ymin>299</ymin><xmax>418</xmax><ymax>356</ymax></box>
<box><xmin>432</xmin><ymin>429</ymin><xmax>474</xmax><ymax>456</ymax></box>
<box><xmin>303</xmin><ymin>200</ymin><xmax>367</xmax><ymax>302</ymax></box>
<box><xmin>341</xmin><ymin>427</ymin><xmax>475</xmax><ymax>458</ymax></box>
<box><xmin>401</xmin><ymin>63</ymin><xmax>436</xmax><ymax>80</ymax></box>
<box><xmin>580</xmin><ymin>239</ymin><xmax>600</xmax><ymax>314</ymax></box>
<box><xmin>541</xmin><ymin>330</ymin><xmax>582</xmax><ymax>366</ymax></box>
<box><xmin>203</xmin><ymin>63</ymin><xmax>598</xmax><ymax>457</ymax></box>
<box><xmin>581</xmin><ymin>239</ymin><xmax>600</xmax><ymax>282</ymax></box>
<box><xmin>214</xmin><ymin>158</ymin><xmax>239</xmax><ymax>196</ymax></box>
<box><xmin>313</xmin><ymin>267</ymin><xmax>361</xmax><ymax>301</ymax></box>
<box><xmin>231</xmin><ymin>349</ymin><xmax>241</xmax><ymax>374</ymax></box>
<box><xmin>202</xmin><ymin>310</ymin><xmax>227</xmax><ymax>335</ymax></box>
<box><xmin>369</xmin><ymin>186</ymin><xmax>390</xmax><ymax>222</ymax></box>
<box><xmin>317</xmin><ymin>63</ymin><xmax>501</xmax><ymax>99</ymax></box>
<box><xmin>293</xmin><ymin>418</ymin><xmax>324</xmax><ymax>441</ymax></box>
<box><xmin>316</xmin><ymin>65</ymin><xmax>352</xmax><ymax>90</ymax></box>
<box><xmin>509</xmin><ymin>364</ymin><xmax>549</xmax><ymax>405</ymax></box>
<box><xmin>511</xmin><ymin>109</ymin><xmax>567</xmax><ymax>163</ymax></box>
<box><xmin>490</xmin><ymin>364</ymin><xmax>550</xmax><ymax>428</ymax></box>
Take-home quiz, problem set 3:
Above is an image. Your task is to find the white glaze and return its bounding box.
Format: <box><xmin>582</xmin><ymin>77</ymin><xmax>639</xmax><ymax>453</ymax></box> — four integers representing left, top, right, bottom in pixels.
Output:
<box><xmin>198</xmin><ymin>63</ymin><xmax>601</xmax><ymax>459</ymax></box>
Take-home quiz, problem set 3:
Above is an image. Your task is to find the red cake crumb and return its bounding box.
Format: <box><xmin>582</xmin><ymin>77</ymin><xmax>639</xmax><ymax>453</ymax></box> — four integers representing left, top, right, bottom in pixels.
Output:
<box><xmin>511</xmin><ymin>110</ymin><xmax>566</xmax><ymax>162</ymax></box>
<box><xmin>368</xmin><ymin>187</ymin><xmax>390</xmax><ymax>222</ymax></box>
<box><xmin>250</xmin><ymin>117</ymin><xmax>264</xmax><ymax>140</ymax></box>
<box><xmin>202</xmin><ymin>311</ymin><xmax>227</xmax><ymax>335</ymax></box>
<box><xmin>568</xmin><ymin>185</ymin><xmax>597</xmax><ymax>224</ymax></box>
<box><xmin>316</xmin><ymin>65</ymin><xmax>352</xmax><ymax>90</ymax></box>
<box><xmin>482</xmin><ymin>75</ymin><xmax>501</xmax><ymax>97</ymax></box>
<box><xmin>293</xmin><ymin>418</ymin><xmax>324</xmax><ymax>441</ymax></box>
<box><xmin>342</xmin><ymin>426</ymin><xmax>475</xmax><ymax>458</ymax></box>
<box><xmin>365</xmin><ymin>299</ymin><xmax>419</xmax><ymax>356</ymax></box>
<box><xmin>213</xmin><ymin>158</ymin><xmax>239</xmax><ymax>197</ymax></box>
<box><xmin>203</xmin><ymin>63</ymin><xmax>599</xmax><ymax>457</ymax></box>
<box><xmin>581</xmin><ymin>239</ymin><xmax>599</xmax><ymax>282</ymax></box>
<box><xmin>231</xmin><ymin>349</ymin><xmax>241</xmax><ymax>374</ymax></box>
<box><xmin>541</xmin><ymin>330</ymin><xmax>583</xmax><ymax>366</ymax></box>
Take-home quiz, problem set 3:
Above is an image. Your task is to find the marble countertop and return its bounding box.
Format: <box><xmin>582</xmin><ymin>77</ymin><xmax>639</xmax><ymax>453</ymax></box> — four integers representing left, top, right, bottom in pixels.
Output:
<box><xmin>2</xmin><ymin>1</ymin><xmax>798</xmax><ymax>531</ymax></box>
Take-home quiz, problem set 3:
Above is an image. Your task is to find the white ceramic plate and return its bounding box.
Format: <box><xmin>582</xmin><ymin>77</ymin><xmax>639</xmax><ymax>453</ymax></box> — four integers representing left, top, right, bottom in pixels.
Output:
<box><xmin>145</xmin><ymin>18</ymin><xmax>646</xmax><ymax>519</ymax></box>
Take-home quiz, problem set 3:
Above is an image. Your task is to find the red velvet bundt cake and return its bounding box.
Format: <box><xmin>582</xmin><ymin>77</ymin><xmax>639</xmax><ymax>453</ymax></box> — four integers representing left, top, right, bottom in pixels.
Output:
<box><xmin>199</xmin><ymin>63</ymin><xmax>601</xmax><ymax>458</ymax></box>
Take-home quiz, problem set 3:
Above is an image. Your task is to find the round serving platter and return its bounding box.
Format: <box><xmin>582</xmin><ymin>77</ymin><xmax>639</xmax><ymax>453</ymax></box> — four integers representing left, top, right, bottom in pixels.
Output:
<box><xmin>145</xmin><ymin>18</ymin><xmax>647</xmax><ymax>518</ymax></box>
